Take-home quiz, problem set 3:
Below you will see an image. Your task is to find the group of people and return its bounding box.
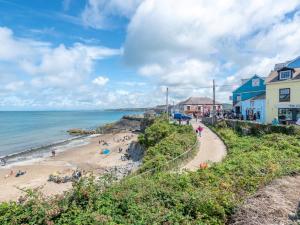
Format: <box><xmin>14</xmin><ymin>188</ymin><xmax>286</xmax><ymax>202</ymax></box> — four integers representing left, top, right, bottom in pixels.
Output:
<box><xmin>4</xmin><ymin>169</ymin><xmax>26</xmax><ymax>179</ymax></box>
<box><xmin>115</xmin><ymin>135</ymin><xmax>133</xmax><ymax>143</ymax></box>
<box><xmin>99</xmin><ymin>139</ymin><xmax>109</xmax><ymax>146</ymax></box>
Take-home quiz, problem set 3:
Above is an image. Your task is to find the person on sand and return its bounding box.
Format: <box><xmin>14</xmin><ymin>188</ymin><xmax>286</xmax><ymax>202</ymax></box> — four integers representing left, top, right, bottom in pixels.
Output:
<box><xmin>15</xmin><ymin>170</ymin><xmax>26</xmax><ymax>177</ymax></box>
<box><xmin>51</xmin><ymin>150</ymin><xmax>56</xmax><ymax>157</ymax></box>
<box><xmin>4</xmin><ymin>170</ymin><xmax>13</xmax><ymax>179</ymax></box>
<box><xmin>0</xmin><ymin>158</ymin><xmax>6</xmax><ymax>166</ymax></box>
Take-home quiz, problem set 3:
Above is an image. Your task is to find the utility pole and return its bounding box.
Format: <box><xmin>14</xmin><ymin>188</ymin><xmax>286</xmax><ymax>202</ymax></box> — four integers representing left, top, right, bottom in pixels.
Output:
<box><xmin>166</xmin><ymin>87</ymin><xmax>169</xmax><ymax>115</ymax></box>
<box><xmin>212</xmin><ymin>79</ymin><xmax>216</xmax><ymax>125</ymax></box>
<box><xmin>173</xmin><ymin>101</ymin><xmax>175</xmax><ymax>114</ymax></box>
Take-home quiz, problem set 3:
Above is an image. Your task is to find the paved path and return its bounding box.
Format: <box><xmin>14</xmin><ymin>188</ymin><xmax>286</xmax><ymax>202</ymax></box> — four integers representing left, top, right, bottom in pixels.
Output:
<box><xmin>183</xmin><ymin>120</ymin><xmax>227</xmax><ymax>171</ymax></box>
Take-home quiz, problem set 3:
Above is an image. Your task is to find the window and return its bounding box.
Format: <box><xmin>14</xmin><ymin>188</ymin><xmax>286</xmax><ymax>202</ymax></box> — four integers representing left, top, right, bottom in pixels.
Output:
<box><xmin>279</xmin><ymin>88</ymin><xmax>290</xmax><ymax>102</ymax></box>
<box><xmin>186</xmin><ymin>105</ymin><xmax>191</xmax><ymax>110</ymax></box>
<box><xmin>279</xmin><ymin>70</ymin><xmax>292</xmax><ymax>80</ymax></box>
<box><xmin>252</xmin><ymin>78</ymin><xmax>260</xmax><ymax>87</ymax></box>
<box><xmin>197</xmin><ymin>106</ymin><xmax>201</xmax><ymax>111</ymax></box>
<box><xmin>278</xmin><ymin>108</ymin><xmax>293</xmax><ymax>121</ymax></box>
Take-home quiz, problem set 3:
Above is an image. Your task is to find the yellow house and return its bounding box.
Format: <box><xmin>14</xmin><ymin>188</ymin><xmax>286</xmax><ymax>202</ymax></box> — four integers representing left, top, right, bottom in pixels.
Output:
<box><xmin>266</xmin><ymin>65</ymin><xmax>300</xmax><ymax>124</ymax></box>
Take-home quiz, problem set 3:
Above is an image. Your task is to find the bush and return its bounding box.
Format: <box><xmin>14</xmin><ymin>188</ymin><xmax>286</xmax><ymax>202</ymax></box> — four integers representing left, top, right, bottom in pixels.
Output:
<box><xmin>1</xmin><ymin>125</ymin><xmax>299</xmax><ymax>225</ymax></box>
<box><xmin>138</xmin><ymin>117</ymin><xmax>197</xmax><ymax>172</ymax></box>
<box><xmin>219</xmin><ymin>119</ymin><xmax>300</xmax><ymax>136</ymax></box>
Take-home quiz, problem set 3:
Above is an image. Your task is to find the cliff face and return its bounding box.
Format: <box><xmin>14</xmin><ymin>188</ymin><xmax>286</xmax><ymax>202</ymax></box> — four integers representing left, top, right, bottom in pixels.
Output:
<box><xmin>97</xmin><ymin>115</ymin><xmax>153</xmax><ymax>134</ymax></box>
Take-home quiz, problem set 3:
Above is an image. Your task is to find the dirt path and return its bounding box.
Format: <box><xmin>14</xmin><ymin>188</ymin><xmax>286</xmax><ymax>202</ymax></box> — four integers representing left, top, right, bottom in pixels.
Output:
<box><xmin>230</xmin><ymin>175</ymin><xmax>300</xmax><ymax>225</ymax></box>
<box><xmin>182</xmin><ymin>120</ymin><xmax>226</xmax><ymax>171</ymax></box>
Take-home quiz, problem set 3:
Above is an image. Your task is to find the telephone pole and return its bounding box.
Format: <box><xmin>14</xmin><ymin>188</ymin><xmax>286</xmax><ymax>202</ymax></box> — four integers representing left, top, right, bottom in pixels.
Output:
<box><xmin>166</xmin><ymin>87</ymin><xmax>169</xmax><ymax>115</ymax></box>
<box><xmin>212</xmin><ymin>79</ymin><xmax>216</xmax><ymax>125</ymax></box>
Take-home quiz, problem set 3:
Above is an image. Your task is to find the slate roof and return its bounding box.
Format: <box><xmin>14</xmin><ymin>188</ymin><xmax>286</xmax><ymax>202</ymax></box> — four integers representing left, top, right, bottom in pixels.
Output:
<box><xmin>179</xmin><ymin>97</ymin><xmax>221</xmax><ymax>105</ymax></box>
<box><xmin>266</xmin><ymin>68</ymin><xmax>300</xmax><ymax>83</ymax></box>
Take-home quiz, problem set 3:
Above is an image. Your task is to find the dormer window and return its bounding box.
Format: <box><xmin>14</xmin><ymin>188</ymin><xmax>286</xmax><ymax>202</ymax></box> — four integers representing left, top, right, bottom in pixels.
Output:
<box><xmin>279</xmin><ymin>70</ymin><xmax>292</xmax><ymax>80</ymax></box>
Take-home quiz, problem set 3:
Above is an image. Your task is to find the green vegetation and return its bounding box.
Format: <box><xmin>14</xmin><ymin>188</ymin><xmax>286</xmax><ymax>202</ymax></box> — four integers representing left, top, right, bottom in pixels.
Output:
<box><xmin>1</xmin><ymin>120</ymin><xmax>299</xmax><ymax>225</ymax></box>
<box><xmin>138</xmin><ymin>118</ymin><xmax>197</xmax><ymax>172</ymax></box>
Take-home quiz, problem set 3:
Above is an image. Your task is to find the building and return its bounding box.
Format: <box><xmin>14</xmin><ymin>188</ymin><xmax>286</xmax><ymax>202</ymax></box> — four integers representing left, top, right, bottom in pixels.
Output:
<box><xmin>178</xmin><ymin>97</ymin><xmax>222</xmax><ymax>116</ymax></box>
<box><xmin>240</xmin><ymin>93</ymin><xmax>266</xmax><ymax>123</ymax></box>
<box><xmin>265</xmin><ymin>57</ymin><xmax>300</xmax><ymax>124</ymax></box>
<box><xmin>232</xmin><ymin>74</ymin><xmax>266</xmax><ymax>116</ymax></box>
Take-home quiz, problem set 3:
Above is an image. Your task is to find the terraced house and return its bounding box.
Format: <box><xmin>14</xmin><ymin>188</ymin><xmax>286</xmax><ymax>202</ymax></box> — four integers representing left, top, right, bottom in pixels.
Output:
<box><xmin>178</xmin><ymin>97</ymin><xmax>222</xmax><ymax>117</ymax></box>
<box><xmin>266</xmin><ymin>57</ymin><xmax>300</xmax><ymax>124</ymax></box>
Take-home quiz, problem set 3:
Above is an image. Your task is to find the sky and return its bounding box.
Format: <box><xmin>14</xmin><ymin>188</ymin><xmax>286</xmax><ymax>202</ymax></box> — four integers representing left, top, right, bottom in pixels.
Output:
<box><xmin>1</xmin><ymin>0</ymin><xmax>300</xmax><ymax>110</ymax></box>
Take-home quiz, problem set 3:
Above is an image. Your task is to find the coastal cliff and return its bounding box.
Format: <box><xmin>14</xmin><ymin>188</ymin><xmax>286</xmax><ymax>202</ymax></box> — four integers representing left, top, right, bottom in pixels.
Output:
<box><xmin>96</xmin><ymin>114</ymin><xmax>154</xmax><ymax>134</ymax></box>
<box><xmin>66</xmin><ymin>114</ymin><xmax>153</xmax><ymax>136</ymax></box>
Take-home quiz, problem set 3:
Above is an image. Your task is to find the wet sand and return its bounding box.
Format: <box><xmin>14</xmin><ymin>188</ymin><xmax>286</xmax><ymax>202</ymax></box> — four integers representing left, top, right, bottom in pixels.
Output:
<box><xmin>0</xmin><ymin>132</ymin><xmax>137</xmax><ymax>202</ymax></box>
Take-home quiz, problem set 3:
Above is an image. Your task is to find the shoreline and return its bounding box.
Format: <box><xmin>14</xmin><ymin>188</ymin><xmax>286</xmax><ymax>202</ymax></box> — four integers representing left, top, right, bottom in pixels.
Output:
<box><xmin>0</xmin><ymin>130</ymin><xmax>141</xmax><ymax>202</ymax></box>
<box><xmin>0</xmin><ymin>113</ymin><xmax>145</xmax><ymax>166</ymax></box>
<box><xmin>0</xmin><ymin>134</ymin><xmax>95</xmax><ymax>167</ymax></box>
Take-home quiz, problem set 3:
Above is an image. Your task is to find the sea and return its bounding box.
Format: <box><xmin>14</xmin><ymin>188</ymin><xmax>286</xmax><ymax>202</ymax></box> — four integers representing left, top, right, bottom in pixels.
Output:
<box><xmin>0</xmin><ymin>110</ymin><xmax>141</xmax><ymax>165</ymax></box>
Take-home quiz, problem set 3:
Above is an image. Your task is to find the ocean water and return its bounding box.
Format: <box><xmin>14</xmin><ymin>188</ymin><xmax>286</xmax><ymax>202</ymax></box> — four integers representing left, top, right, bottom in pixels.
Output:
<box><xmin>0</xmin><ymin>110</ymin><xmax>141</xmax><ymax>160</ymax></box>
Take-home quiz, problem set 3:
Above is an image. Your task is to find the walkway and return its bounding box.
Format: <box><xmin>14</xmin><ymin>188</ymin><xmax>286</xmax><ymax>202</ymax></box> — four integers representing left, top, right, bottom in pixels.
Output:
<box><xmin>182</xmin><ymin>120</ymin><xmax>227</xmax><ymax>171</ymax></box>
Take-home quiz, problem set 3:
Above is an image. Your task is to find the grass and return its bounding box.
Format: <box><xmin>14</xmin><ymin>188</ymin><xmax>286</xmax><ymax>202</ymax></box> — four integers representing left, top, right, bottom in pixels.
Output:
<box><xmin>0</xmin><ymin>120</ymin><xmax>299</xmax><ymax>225</ymax></box>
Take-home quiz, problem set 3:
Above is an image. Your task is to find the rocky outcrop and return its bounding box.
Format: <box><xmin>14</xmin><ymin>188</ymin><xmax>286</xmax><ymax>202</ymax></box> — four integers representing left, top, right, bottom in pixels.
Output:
<box><xmin>96</xmin><ymin>114</ymin><xmax>154</xmax><ymax>134</ymax></box>
<box><xmin>103</xmin><ymin>162</ymin><xmax>141</xmax><ymax>180</ymax></box>
<box><xmin>67</xmin><ymin>129</ymin><xmax>96</xmax><ymax>135</ymax></box>
<box><xmin>128</xmin><ymin>141</ymin><xmax>144</xmax><ymax>162</ymax></box>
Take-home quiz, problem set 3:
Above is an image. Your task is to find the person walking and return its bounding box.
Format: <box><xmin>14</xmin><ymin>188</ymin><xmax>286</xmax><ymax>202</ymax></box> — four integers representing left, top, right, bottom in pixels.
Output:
<box><xmin>197</xmin><ymin>125</ymin><xmax>203</xmax><ymax>137</ymax></box>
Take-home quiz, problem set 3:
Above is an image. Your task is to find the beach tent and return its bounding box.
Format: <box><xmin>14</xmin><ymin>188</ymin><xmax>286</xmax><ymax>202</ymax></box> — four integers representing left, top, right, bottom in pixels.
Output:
<box><xmin>173</xmin><ymin>113</ymin><xmax>192</xmax><ymax>120</ymax></box>
<box><xmin>102</xmin><ymin>149</ymin><xmax>110</xmax><ymax>155</ymax></box>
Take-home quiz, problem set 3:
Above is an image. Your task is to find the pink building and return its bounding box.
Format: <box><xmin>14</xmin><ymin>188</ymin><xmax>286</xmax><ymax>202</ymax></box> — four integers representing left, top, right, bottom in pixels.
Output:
<box><xmin>178</xmin><ymin>97</ymin><xmax>222</xmax><ymax>116</ymax></box>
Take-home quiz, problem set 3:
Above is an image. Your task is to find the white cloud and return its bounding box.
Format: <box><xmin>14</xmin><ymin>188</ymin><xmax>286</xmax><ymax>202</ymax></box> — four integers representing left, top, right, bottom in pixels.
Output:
<box><xmin>122</xmin><ymin>0</ymin><xmax>300</xmax><ymax>103</ymax></box>
<box><xmin>3</xmin><ymin>1</ymin><xmax>300</xmax><ymax>108</ymax></box>
<box><xmin>81</xmin><ymin>0</ymin><xmax>143</xmax><ymax>29</ymax></box>
<box><xmin>93</xmin><ymin>76</ymin><xmax>109</xmax><ymax>86</ymax></box>
<box><xmin>138</xmin><ymin>64</ymin><xmax>163</xmax><ymax>76</ymax></box>
<box><xmin>0</xmin><ymin>26</ymin><xmax>133</xmax><ymax>109</ymax></box>
<box><xmin>118</xmin><ymin>81</ymin><xmax>146</xmax><ymax>86</ymax></box>
<box><xmin>0</xmin><ymin>27</ymin><xmax>120</xmax><ymax>90</ymax></box>
<box><xmin>4</xmin><ymin>81</ymin><xmax>25</xmax><ymax>91</ymax></box>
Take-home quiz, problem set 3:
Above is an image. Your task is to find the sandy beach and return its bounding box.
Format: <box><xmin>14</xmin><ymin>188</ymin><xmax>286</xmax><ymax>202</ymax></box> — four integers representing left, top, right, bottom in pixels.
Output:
<box><xmin>0</xmin><ymin>131</ymin><xmax>138</xmax><ymax>202</ymax></box>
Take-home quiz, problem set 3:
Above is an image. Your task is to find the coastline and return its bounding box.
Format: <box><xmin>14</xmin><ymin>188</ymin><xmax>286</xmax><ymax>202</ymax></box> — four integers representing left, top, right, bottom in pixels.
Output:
<box><xmin>1</xmin><ymin>134</ymin><xmax>94</xmax><ymax>167</ymax></box>
<box><xmin>0</xmin><ymin>131</ymin><xmax>140</xmax><ymax>202</ymax></box>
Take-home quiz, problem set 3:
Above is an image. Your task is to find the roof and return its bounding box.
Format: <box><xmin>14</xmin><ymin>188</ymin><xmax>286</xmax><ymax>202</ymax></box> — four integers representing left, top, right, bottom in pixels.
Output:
<box><xmin>266</xmin><ymin>68</ymin><xmax>300</xmax><ymax>83</ymax></box>
<box><xmin>274</xmin><ymin>56</ymin><xmax>300</xmax><ymax>70</ymax></box>
<box><xmin>232</xmin><ymin>74</ymin><xmax>265</xmax><ymax>93</ymax></box>
<box><xmin>179</xmin><ymin>97</ymin><xmax>221</xmax><ymax>105</ymax></box>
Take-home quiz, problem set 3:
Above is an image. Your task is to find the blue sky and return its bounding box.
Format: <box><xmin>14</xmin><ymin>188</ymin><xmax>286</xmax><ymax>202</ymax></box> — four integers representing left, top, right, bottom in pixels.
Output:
<box><xmin>1</xmin><ymin>0</ymin><xmax>300</xmax><ymax>110</ymax></box>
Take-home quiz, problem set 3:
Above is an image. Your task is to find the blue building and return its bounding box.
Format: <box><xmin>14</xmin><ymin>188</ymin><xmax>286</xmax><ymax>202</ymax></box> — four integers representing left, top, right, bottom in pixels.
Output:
<box><xmin>241</xmin><ymin>93</ymin><xmax>266</xmax><ymax>123</ymax></box>
<box><xmin>232</xmin><ymin>75</ymin><xmax>266</xmax><ymax>120</ymax></box>
<box><xmin>274</xmin><ymin>56</ymin><xmax>300</xmax><ymax>70</ymax></box>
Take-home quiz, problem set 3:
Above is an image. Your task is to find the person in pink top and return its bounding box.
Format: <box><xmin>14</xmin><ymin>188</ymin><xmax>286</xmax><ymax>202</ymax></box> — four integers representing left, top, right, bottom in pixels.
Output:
<box><xmin>196</xmin><ymin>126</ymin><xmax>203</xmax><ymax>137</ymax></box>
